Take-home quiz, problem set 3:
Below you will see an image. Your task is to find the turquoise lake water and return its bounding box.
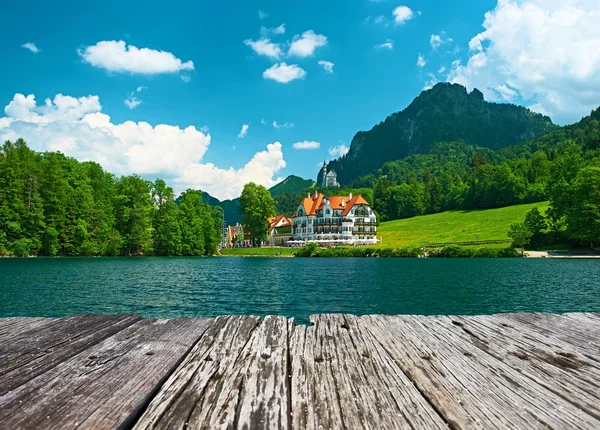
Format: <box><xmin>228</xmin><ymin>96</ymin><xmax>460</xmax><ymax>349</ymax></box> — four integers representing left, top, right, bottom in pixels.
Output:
<box><xmin>1</xmin><ymin>257</ymin><xmax>599</xmax><ymax>324</ymax></box>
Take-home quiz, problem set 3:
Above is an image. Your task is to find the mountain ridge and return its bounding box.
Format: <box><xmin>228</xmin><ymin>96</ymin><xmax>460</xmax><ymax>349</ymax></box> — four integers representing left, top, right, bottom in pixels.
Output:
<box><xmin>320</xmin><ymin>83</ymin><xmax>558</xmax><ymax>185</ymax></box>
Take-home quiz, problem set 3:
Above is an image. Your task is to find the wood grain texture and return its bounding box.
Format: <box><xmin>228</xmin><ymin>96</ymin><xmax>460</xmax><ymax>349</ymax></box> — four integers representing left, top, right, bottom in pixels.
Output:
<box><xmin>133</xmin><ymin>315</ymin><xmax>262</xmax><ymax>429</ymax></box>
<box><xmin>0</xmin><ymin>314</ymin><xmax>140</xmax><ymax>394</ymax></box>
<box><xmin>0</xmin><ymin>317</ymin><xmax>57</xmax><ymax>342</ymax></box>
<box><xmin>2</xmin><ymin>313</ymin><xmax>600</xmax><ymax>430</ymax></box>
<box><xmin>0</xmin><ymin>318</ymin><xmax>212</xmax><ymax>429</ymax></box>
<box><xmin>363</xmin><ymin>314</ymin><xmax>600</xmax><ymax>429</ymax></box>
<box><xmin>289</xmin><ymin>314</ymin><xmax>448</xmax><ymax>430</ymax></box>
<box><xmin>449</xmin><ymin>314</ymin><xmax>600</xmax><ymax>419</ymax></box>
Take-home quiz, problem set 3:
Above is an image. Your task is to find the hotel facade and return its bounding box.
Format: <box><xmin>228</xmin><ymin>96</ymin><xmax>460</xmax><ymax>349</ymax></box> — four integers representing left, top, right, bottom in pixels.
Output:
<box><xmin>291</xmin><ymin>192</ymin><xmax>378</xmax><ymax>245</ymax></box>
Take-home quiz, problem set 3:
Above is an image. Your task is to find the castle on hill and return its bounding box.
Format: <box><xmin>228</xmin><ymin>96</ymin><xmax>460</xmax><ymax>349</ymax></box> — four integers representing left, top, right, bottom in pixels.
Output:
<box><xmin>321</xmin><ymin>162</ymin><xmax>339</xmax><ymax>187</ymax></box>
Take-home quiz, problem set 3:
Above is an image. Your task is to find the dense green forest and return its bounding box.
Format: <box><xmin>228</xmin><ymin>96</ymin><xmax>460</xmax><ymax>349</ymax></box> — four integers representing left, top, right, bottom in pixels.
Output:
<box><xmin>321</xmin><ymin>83</ymin><xmax>557</xmax><ymax>184</ymax></box>
<box><xmin>281</xmin><ymin>107</ymin><xmax>600</xmax><ymax>248</ymax></box>
<box><xmin>0</xmin><ymin>139</ymin><xmax>223</xmax><ymax>257</ymax></box>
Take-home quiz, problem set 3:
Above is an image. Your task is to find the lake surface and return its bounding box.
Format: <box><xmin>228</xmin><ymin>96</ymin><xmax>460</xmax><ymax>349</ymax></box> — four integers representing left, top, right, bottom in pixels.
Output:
<box><xmin>1</xmin><ymin>257</ymin><xmax>599</xmax><ymax>324</ymax></box>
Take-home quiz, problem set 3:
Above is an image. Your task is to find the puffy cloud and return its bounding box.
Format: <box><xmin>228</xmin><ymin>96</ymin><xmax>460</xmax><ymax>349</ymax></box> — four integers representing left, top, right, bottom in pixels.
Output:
<box><xmin>293</xmin><ymin>140</ymin><xmax>320</xmax><ymax>150</ymax></box>
<box><xmin>447</xmin><ymin>0</ymin><xmax>600</xmax><ymax>124</ymax></box>
<box><xmin>243</xmin><ymin>38</ymin><xmax>282</xmax><ymax>59</ymax></box>
<box><xmin>78</xmin><ymin>40</ymin><xmax>194</xmax><ymax>74</ymax></box>
<box><xmin>288</xmin><ymin>30</ymin><xmax>328</xmax><ymax>57</ymax></box>
<box><xmin>0</xmin><ymin>93</ymin><xmax>286</xmax><ymax>200</ymax></box>
<box><xmin>417</xmin><ymin>54</ymin><xmax>426</xmax><ymax>67</ymax></box>
<box><xmin>238</xmin><ymin>124</ymin><xmax>249</xmax><ymax>138</ymax></box>
<box><xmin>260</xmin><ymin>24</ymin><xmax>286</xmax><ymax>37</ymax></box>
<box><xmin>273</xmin><ymin>121</ymin><xmax>294</xmax><ymax>129</ymax></box>
<box><xmin>328</xmin><ymin>143</ymin><xmax>349</xmax><ymax>158</ymax></box>
<box><xmin>258</xmin><ymin>10</ymin><xmax>268</xmax><ymax>19</ymax></box>
<box><xmin>393</xmin><ymin>6</ymin><xmax>414</xmax><ymax>25</ymax></box>
<box><xmin>430</xmin><ymin>33</ymin><xmax>453</xmax><ymax>50</ymax></box>
<box><xmin>318</xmin><ymin>60</ymin><xmax>334</xmax><ymax>73</ymax></box>
<box><xmin>21</xmin><ymin>43</ymin><xmax>40</xmax><ymax>54</ymax></box>
<box><xmin>375</xmin><ymin>39</ymin><xmax>394</xmax><ymax>50</ymax></box>
<box><xmin>263</xmin><ymin>62</ymin><xmax>306</xmax><ymax>83</ymax></box>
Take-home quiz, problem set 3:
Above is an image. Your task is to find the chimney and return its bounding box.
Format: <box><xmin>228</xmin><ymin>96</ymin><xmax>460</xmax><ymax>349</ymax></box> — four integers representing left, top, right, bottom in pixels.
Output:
<box><xmin>308</xmin><ymin>193</ymin><xmax>310</xmax><ymax>199</ymax></box>
<box><xmin>341</xmin><ymin>198</ymin><xmax>345</xmax><ymax>207</ymax></box>
<box><xmin>314</xmin><ymin>190</ymin><xmax>318</xmax><ymax>199</ymax></box>
<box><xmin>349</xmin><ymin>193</ymin><xmax>353</xmax><ymax>200</ymax></box>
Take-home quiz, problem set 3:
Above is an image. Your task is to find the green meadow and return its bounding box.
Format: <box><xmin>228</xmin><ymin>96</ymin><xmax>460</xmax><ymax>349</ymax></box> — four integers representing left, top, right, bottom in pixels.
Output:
<box><xmin>377</xmin><ymin>202</ymin><xmax>550</xmax><ymax>248</ymax></box>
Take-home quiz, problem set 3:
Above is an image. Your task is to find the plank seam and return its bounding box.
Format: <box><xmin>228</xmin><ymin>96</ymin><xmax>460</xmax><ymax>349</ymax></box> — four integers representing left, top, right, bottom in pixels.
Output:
<box><xmin>121</xmin><ymin>319</ymin><xmax>216</xmax><ymax>430</ymax></box>
<box><xmin>362</xmin><ymin>317</ymin><xmax>457</xmax><ymax>430</ymax></box>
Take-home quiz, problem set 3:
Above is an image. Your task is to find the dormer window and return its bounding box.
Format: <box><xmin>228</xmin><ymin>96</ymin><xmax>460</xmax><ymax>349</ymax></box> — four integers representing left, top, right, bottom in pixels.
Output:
<box><xmin>325</xmin><ymin>209</ymin><xmax>330</xmax><ymax>215</ymax></box>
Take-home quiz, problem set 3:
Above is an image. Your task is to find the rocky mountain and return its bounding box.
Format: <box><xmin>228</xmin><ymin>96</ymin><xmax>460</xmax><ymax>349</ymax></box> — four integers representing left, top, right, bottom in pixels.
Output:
<box><xmin>322</xmin><ymin>83</ymin><xmax>558</xmax><ymax>185</ymax></box>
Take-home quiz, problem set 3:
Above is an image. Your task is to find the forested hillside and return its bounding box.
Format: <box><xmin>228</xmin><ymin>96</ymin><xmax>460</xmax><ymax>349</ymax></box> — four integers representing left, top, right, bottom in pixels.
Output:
<box><xmin>203</xmin><ymin>175</ymin><xmax>315</xmax><ymax>226</ymax></box>
<box><xmin>0</xmin><ymin>139</ymin><xmax>223</xmax><ymax>257</ymax></box>
<box><xmin>322</xmin><ymin>83</ymin><xmax>557</xmax><ymax>185</ymax></box>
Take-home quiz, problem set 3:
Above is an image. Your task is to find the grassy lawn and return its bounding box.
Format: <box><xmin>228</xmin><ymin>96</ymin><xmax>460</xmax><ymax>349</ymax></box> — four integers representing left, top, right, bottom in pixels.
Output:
<box><xmin>219</xmin><ymin>247</ymin><xmax>297</xmax><ymax>256</ymax></box>
<box><xmin>378</xmin><ymin>202</ymin><xmax>550</xmax><ymax>248</ymax></box>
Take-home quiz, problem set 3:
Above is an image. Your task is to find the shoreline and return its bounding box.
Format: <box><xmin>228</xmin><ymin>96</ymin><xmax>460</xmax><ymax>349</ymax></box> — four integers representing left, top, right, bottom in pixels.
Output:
<box><xmin>525</xmin><ymin>250</ymin><xmax>600</xmax><ymax>259</ymax></box>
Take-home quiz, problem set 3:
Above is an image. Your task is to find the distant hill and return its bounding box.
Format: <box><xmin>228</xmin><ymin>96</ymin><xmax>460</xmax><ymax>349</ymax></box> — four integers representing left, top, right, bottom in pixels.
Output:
<box><xmin>268</xmin><ymin>175</ymin><xmax>315</xmax><ymax>196</ymax></box>
<box><xmin>201</xmin><ymin>175</ymin><xmax>315</xmax><ymax>226</ymax></box>
<box><xmin>321</xmin><ymin>83</ymin><xmax>557</xmax><ymax>185</ymax></box>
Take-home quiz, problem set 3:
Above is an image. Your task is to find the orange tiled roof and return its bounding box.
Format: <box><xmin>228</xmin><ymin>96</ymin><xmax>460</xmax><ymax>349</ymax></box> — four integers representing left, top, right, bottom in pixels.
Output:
<box><xmin>294</xmin><ymin>193</ymin><xmax>370</xmax><ymax>217</ymax></box>
<box><xmin>268</xmin><ymin>214</ymin><xmax>292</xmax><ymax>232</ymax></box>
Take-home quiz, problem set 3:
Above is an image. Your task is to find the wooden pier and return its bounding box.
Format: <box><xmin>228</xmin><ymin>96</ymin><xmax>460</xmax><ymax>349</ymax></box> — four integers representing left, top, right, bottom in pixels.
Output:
<box><xmin>1</xmin><ymin>312</ymin><xmax>600</xmax><ymax>429</ymax></box>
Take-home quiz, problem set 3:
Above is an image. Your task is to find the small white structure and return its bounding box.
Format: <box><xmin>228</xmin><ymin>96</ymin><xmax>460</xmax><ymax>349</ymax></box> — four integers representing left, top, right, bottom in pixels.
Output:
<box><xmin>321</xmin><ymin>162</ymin><xmax>340</xmax><ymax>187</ymax></box>
<box><xmin>291</xmin><ymin>192</ymin><xmax>377</xmax><ymax>245</ymax></box>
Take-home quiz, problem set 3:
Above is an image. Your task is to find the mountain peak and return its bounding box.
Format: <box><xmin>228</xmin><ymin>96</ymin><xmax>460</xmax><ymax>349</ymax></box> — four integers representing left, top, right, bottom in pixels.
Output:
<box><xmin>323</xmin><ymin>84</ymin><xmax>557</xmax><ymax>184</ymax></box>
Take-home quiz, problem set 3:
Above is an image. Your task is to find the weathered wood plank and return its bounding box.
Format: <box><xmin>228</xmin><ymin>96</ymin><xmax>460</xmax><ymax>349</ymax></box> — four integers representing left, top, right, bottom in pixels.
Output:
<box><xmin>290</xmin><ymin>314</ymin><xmax>448</xmax><ymax>430</ymax></box>
<box><xmin>0</xmin><ymin>318</ymin><xmax>212</xmax><ymax>429</ymax></box>
<box><xmin>498</xmin><ymin>313</ymin><xmax>600</xmax><ymax>359</ymax></box>
<box><xmin>0</xmin><ymin>314</ymin><xmax>140</xmax><ymax>394</ymax></box>
<box><xmin>363</xmin><ymin>314</ymin><xmax>600</xmax><ymax>429</ymax></box>
<box><xmin>133</xmin><ymin>315</ymin><xmax>262</xmax><ymax>429</ymax></box>
<box><xmin>0</xmin><ymin>317</ymin><xmax>57</xmax><ymax>342</ymax></box>
<box><xmin>445</xmin><ymin>315</ymin><xmax>600</xmax><ymax>419</ymax></box>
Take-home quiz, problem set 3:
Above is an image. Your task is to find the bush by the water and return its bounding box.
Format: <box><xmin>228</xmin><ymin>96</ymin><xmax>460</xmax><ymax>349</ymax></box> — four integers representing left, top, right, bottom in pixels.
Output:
<box><xmin>294</xmin><ymin>244</ymin><xmax>517</xmax><ymax>258</ymax></box>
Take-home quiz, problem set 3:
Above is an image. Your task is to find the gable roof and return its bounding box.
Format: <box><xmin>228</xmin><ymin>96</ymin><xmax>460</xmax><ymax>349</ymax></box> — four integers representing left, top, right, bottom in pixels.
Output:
<box><xmin>268</xmin><ymin>215</ymin><xmax>292</xmax><ymax>232</ymax></box>
<box><xmin>294</xmin><ymin>193</ymin><xmax>370</xmax><ymax>217</ymax></box>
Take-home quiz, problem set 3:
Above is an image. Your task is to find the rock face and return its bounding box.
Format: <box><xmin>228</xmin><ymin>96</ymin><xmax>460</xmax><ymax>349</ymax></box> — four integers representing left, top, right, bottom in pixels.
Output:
<box><xmin>322</xmin><ymin>83</ymin><xmax>557</xmax><ymax>184</ymax></box>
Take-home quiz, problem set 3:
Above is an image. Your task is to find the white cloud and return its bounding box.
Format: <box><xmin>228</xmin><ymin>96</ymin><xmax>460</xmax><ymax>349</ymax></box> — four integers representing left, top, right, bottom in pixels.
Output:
<box><xmin>260</xmin><ymin>119</ymin><xmax>267</xmax><ymax>125</ymax></box>
<box><xmin>293</xmin><ymin>140</ymin><xmax>320</xmax><ymax>150</ymax></box>
<box><xmin>375</xmin><ymin>39</ymin><xmax>394</xmax><ymax>50</ymax></box>
<box><xmin>318</xmin><ymin>60</ymin><xmax>334</xmax><ymax>73</ymax></box>
<box><xmin>238</xmin><ymin>124</ymin><xmax>249</xmax><ymax>138</ymax></box>
<box><xmin>78</xmin><ymin>40</ymin><xmax>194</xmax><ymax>74</ymax></box>
<box><xmin>448</xmin><ymin>0</ymin><xmax>600</xmax><ymax>124</ymax></box>
<box><xmin>125</xmin><ymin>95</ymin><xmax>142</xmax><ymax>110</ymax></box>
<box><xmin>21</xmin><ymin>43</ymin><xmax>40</xmax><ymax>54</ymax></box>
<box><xmin>244</xmin><ymin>38</ymin><xmax>282</xmax><ymax>59</ymax></box>
<box><xmin>124</xmin><ymin>86</ymin><xmax>146</xmax><ymax>109</ymax></box>
<box><xmin>0</xmin><ymin>93</ymin><xmax>286</xmax><ymax>200</ymax></box>
<box><xmin>181</xmin><ymin>75</ymin><xmax>191</xmax><ymax>83</ymax></box>
<box><xmin>273</xmin><ymin>121</ymin><xmax>294</xmax><ymax>129</ymax></box>
<box><xmin>260</xmin><ymin>24</ymin><xmax>286</xmax><ymax>37</ymax></box>
<box><xmin>258</xmin><ymin>10</ymin><xmax>268</xmax><ymax>19</ymax></box>
<box><xmin>393</xmin><ymin>6</ymin><xmax>414</xmax><ymax>25</ymax></box>
<box><xmin>430</xmin><ymin>34</ymin><xmax>442</xmax><ymax>49</ymax></box>
<box><xmin>288</xmin><ymin>30</ymin><xmax>328</xmax><ymax>57</ymax></box>
<box><xmin>438</xmin><ymin>66</ymin><xmax>446</xmax><ymax>74</ymax></box>
<box><xmin>328</xmin><ymin>143</ymin><xmax>349</xmax><ymax>158</ymax></box>
<box><xmin>423</xmin><ymin>73</ymin><xmax>439</xmax><ymax>91</ymax></box>
<box><xmin>417</xmin><ymin>54</ymin><xmax>426</xmax><ymax>67</ymax></box>
<box><xmin>429</xmin><ymin>33</ymin><xmax>453</xmax><ymax>50</ymax></box>
<box><xmin>263</xmin><ymin>62</ymin><xmax>306</xmax><ymax>83</ymax></box>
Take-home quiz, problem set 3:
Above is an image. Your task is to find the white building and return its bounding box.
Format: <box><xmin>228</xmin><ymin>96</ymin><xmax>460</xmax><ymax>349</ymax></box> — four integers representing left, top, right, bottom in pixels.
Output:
<box><xmin>291</xmin><ymin>192</ymin><xmax>378</xmax><ymax>245</ymax></box>
<box><xmin>321</xmin><ymin>162</ymin><xmax>340</xmax><ymax>187</ymax></box>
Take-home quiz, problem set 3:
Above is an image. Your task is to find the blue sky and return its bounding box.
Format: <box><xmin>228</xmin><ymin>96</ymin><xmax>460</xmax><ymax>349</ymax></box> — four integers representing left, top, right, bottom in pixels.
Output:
<box><xmin>2</xmin><ymin>0</ymin><xmax>599</xmax><ymax>199</ymax></box>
